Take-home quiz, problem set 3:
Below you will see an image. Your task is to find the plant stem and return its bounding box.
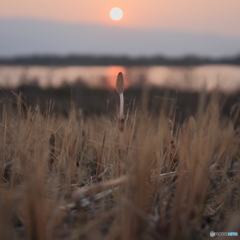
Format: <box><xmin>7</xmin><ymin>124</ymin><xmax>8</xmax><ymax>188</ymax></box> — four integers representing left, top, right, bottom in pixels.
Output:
<box><xmin>119</xmin><ymin>93</ymin><xmax>124</xmax><ymax>121</ymax></box>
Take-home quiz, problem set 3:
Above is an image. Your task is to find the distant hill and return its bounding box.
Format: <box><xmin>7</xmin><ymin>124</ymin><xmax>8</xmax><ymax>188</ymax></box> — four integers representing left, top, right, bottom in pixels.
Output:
<box><xmin>0</xmin><ymin>18</ymin><xmax>240</xmax><ymax>58</ymax></box>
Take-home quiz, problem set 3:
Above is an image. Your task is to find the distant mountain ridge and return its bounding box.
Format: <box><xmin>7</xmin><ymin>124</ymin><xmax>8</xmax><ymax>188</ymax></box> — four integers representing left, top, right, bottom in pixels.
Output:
<box><xmin>0</xmin><ymin>18</ymin><xmax>240</xmax><ymax>58</ymax></box>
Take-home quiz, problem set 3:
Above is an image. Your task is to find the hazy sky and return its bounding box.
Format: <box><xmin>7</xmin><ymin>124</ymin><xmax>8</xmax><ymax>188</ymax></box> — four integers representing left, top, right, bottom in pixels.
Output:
<box><xmin>1</xmin><ymin>0</ymin><xmax>240</xmax><ymax>37</ymax></box>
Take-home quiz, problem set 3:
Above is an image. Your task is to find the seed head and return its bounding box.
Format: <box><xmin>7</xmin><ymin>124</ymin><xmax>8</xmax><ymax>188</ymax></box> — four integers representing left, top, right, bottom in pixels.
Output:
<box><xmin>168</xmin><ymin>119</ymin><xmax>173</xmax><ymax>131</ymax></box>
<box><xmin>116</xmin><ymin>72</ymin><xmax>124</xmax><ymax>93</ymax></box>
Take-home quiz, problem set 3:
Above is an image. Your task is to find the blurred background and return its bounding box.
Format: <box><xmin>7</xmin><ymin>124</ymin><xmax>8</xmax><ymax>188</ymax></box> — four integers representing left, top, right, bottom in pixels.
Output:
<box><xmin>0</xmin><ymin>0</ymin><xmax>240</xmax><ymax>117</ymax></box>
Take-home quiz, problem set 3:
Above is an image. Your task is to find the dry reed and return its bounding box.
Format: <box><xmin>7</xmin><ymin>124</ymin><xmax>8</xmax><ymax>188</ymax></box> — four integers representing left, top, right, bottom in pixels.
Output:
<box><xmin>0</xmin><ymin>86</ymin><xmax>239</xmax><ymax>240</ymax></box>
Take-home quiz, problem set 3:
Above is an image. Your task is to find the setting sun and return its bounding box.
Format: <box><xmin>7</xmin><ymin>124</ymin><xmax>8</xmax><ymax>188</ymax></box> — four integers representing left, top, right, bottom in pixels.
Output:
<box><xmin>109</xmin><ymin>7</ymin><xmax>123</xmax><ymax>21</ymax></box>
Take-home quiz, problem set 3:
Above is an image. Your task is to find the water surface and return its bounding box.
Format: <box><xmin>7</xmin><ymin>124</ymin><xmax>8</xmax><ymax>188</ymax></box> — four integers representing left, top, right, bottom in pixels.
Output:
<box><xmin>0</xmin><ymin>65</ymin><xmax>240</xmax><ymax>92</ymax></box>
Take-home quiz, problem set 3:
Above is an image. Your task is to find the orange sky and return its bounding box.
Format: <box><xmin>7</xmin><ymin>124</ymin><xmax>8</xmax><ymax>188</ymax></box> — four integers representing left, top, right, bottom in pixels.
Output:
<box><xmin>0</xmin><ymin>0</ymin><xmax>240</xmax><ymax>37</ymax></box>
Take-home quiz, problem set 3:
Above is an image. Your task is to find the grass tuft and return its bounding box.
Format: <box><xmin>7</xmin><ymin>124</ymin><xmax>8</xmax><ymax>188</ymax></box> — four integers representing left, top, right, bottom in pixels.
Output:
<box><xmin>0</xmin><ymin>87</ymin><xmax>239</xmax><ymax>240</ymax></box>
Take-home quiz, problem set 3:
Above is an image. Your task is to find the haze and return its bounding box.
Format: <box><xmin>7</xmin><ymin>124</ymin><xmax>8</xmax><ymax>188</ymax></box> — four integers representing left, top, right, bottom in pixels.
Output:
<box><xmin>0</xmin><ymin>0</ymin><xmax>240</xmax><ymax>57</ymax></box>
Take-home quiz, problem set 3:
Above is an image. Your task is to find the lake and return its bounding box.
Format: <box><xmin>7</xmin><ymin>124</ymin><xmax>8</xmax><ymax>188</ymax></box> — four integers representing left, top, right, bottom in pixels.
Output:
<box><xmin>0</xmin><ymin>65</ymin><xmax>240</xmax><ymax>92</ymax></box>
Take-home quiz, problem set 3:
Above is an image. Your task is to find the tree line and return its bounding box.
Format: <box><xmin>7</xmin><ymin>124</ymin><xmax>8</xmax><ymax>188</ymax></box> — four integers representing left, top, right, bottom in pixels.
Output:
<box><xmin>0</xmin><ymin>54</ymin><xmax>240</xmax><ymax>66</ymax></box>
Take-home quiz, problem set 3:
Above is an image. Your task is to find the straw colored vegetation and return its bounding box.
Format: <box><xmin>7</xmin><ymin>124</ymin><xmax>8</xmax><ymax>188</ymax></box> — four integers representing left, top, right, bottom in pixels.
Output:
<box><xmin>0</xmin><ymin>76</ymin><xmax>239</xmax><ymax>240</ymax></box>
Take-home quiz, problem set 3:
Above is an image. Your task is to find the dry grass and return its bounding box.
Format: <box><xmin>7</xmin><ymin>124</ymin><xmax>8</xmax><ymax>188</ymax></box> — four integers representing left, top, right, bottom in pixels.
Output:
<box><xmin>0</xmin><ymin>89</ymin><xmax>239</xmax><ymax>240</ymax></box>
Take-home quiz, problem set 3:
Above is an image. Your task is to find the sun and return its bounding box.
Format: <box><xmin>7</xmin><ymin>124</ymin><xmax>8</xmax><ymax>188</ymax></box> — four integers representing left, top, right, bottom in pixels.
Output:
<box><xmin>110</xmin><ymin>7</ymin><xmax>123</xmax><ymax>21</ymax></box>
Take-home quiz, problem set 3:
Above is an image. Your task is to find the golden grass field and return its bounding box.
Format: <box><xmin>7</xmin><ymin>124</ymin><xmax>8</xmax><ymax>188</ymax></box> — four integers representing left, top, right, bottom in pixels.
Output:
<box><xmin>0</xmin><ymin>77</ymin><xmax>239</xmax><ymax>240</ymax></box>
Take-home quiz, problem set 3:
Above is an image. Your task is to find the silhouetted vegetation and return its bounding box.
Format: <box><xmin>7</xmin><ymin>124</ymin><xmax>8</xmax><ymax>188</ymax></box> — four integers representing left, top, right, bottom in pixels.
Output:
<box><xmin>1</xmin><ymin>54</ymin><xmax>240</xmax><ymax>66</ymax></box>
